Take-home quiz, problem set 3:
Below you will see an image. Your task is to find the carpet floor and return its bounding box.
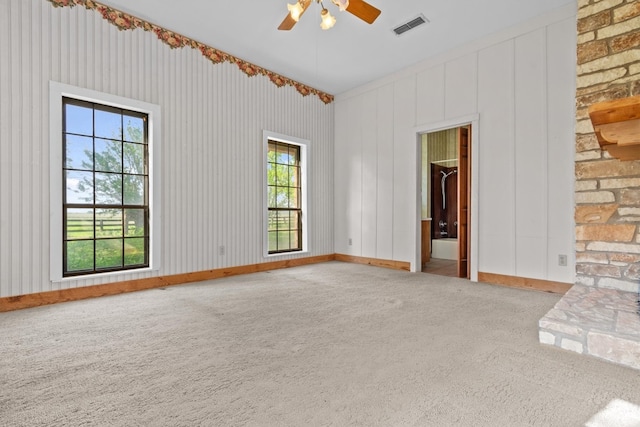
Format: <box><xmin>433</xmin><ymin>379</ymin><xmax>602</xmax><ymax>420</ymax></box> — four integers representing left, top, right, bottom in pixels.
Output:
<box><xmin>1</xmin><ymin>261</ymin><xmax>639</xmax><ymax>426</ymax></box>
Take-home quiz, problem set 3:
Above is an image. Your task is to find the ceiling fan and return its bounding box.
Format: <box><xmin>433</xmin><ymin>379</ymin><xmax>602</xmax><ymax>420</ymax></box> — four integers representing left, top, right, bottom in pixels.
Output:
<box><xmin>278</xmin><ymin>0</ymin><xmax>381</xmax><ymax>31</ymax></box>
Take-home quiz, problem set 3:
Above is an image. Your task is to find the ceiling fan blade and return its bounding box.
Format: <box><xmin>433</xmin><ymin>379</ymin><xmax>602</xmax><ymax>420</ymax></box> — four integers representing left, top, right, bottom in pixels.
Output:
<box><xmin>345</xmin><ymin>0</ymin><xmax>381</xmax><ymax>24</ymax></box>
<box><xmin>278</xmin><ymin>14</ymin><xmax>298</xmax><ymax>30</ymax></box>
<box><xmin>278</xmin><ymin>0</ymin><xmax>312</xmax><ymax>31</ymax></box>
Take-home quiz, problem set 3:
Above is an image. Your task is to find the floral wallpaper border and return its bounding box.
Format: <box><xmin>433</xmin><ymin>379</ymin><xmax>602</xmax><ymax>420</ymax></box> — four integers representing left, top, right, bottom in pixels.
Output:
<box><xmin>46</xmin><ymin>0</ymin><xmax>334</xmax><ymax>104</ymax></box>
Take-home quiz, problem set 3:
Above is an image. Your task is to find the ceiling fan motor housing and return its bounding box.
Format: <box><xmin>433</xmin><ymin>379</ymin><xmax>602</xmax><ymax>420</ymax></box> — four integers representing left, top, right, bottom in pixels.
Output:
<box><xmin>331</xmin><ymin>0</ymin><xmax>349</xmax><ymax>12</ymax></box>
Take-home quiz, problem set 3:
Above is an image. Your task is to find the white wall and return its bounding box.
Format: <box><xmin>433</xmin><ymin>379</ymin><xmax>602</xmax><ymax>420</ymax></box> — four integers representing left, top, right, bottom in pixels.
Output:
<box><xmin>334</xmin><ymin>5</ymin><xmax>576</xmax><ymax>283</ymax></box>
<box><xmin>0</xmin><ymin>0</ymin><xmax>334</xmax><ymax>297</ymax></box>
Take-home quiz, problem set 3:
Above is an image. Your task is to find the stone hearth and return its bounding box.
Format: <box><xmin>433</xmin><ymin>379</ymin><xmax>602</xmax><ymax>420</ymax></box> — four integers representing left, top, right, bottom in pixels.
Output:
<box><xmin>539</xmin><ymin>285</ymin><xmax>640</xmax><ymax>370</ymax></box>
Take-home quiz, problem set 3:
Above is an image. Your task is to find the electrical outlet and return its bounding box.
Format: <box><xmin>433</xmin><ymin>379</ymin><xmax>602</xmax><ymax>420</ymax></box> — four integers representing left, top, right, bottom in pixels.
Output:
<box><xmin>558</xmin><ymin>254</ymin><xmax>567</xmax><ymax>266</ymax></box>
<box><xmin>219</xmin><ymin>245</ymin><xmax>225</xmax><ymax>256</ymax></box>
<box><xmin>348</xmin><ymin>238</ymin><xmax>353</xmax><ymax>246</ymax></box>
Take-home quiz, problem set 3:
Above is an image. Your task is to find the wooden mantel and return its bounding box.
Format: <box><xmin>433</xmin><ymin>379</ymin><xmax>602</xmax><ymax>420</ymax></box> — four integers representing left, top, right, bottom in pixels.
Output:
<box><xmin>588</xmin><ymin>95</ymin><xmax>640</xmax><ymax>161</ymax></box>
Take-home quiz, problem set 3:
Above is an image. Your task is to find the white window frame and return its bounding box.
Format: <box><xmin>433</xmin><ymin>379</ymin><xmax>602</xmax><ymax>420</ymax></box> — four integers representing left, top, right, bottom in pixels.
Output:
<box><xmin>263</xmin><ymin>130</ymin><xmax>309</xmax><ymax>258</ymax></box>
<box><xmin>49</xmin><ymin>81</ymin><xmax>162</xmax><ymax>282</ymax></box>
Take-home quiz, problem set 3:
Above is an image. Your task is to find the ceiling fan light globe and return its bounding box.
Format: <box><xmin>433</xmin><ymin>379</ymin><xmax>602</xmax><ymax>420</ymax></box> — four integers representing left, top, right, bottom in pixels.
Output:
<box><xmin>331</xmin><ymin>0</ymin><xmax>349</xmax><ymax>12</ymax></box>
<box><xmin>320</xmin><ymin>9</ymin><xmax>336</xmax><ymax>30</ymax></box>
<box><xmin>287</xmin><ymin>2</ymin><xmax>304</xmax><ymax>22</ymax></box>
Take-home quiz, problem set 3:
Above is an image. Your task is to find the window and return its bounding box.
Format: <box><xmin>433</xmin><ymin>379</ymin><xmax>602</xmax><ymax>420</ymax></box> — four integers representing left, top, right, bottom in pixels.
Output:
<box><xmin>264</xmin><ymin>132</ymin><xmax>308</xmax><ymax>256</ymax></box>
<box><xmin>267</xmin><ymin>141</ymin><xmax>301</xmax><ymax>253</ymax></box>
<box><xmin>50</xmin><ymin>82</ymin><xmax>161</xmax><ymax>281</ymax></box>
<box><xmin>62</xmin><ymin>98</ymin><xmax>149</xmax><ymax>276</ymax></box>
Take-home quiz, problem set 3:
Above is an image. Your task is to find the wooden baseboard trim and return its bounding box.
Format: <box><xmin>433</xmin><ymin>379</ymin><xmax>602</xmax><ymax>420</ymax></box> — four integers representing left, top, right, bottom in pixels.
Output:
<box><xmin>0</xmin><ymin>254</ymin><xmax>335</xmax><ymax>313</ymax></box>
<box><xmin>478</xmin><ymin>272</ymin><xmax>572</xmax><ymax>294</ymax></box>
<box><xmin>334</xmin><ymin>254</ymin><xmax>411</xmax><ymax>271</ymax></box>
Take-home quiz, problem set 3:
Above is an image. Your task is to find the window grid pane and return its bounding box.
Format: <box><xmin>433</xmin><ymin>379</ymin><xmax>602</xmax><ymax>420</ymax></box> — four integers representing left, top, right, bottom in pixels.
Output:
<box><xmin>62</xmin><ymin>98</ymin><xmax>149</xmax><ymax>276</ymax></box>
<box><xmin>267</xmin><ymin>141</ymin><xmax>302</xmax><ymax>254</ymax></box>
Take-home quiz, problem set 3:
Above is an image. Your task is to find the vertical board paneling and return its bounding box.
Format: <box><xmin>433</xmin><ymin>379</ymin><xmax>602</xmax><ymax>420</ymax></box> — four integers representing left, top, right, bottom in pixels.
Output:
<box><xmin>444</xmin><ymin>53</ymin><xmax>478</xmax><ymax>120</ymax></box>
<box><xmin>514</xmin><ymin>28</ymin><xmax>547</xmax><ymax>279</ymax></box>
<box><xmin>21</xmin><ymin>0</ymin><xmax>33</xmax><ymax>294</ymax></box>
<box><xmin>546</xmin><ymin>18</ymin><xmax>576</xmax><ymax>283</ymax></box>
<box><xmin>416</xmin><ymin>65</ymin><xmax>445</xmax><ymax>125</ymax></box>
<box><xmin>33</xmin><ymin>0</ymin><xmax>45</xmax><ymax>295</ymax></box>
<box><xmin>333</xmin><ymin>7</ymin><xmax>575</xmax><ymax>278</ymax></box>
<box><xmin>477</xmin><ymin>40</ymin><xmax>516</xmax><ymax>275</ymax></box>
<box><xmin>40</xmin><ymin>1</ymin><xmax>52</xmax><ymax>292</ymax></box>
<box><xmin>334</xmin><ymin>96</ymin><xmax>350</xmax><ymax>254</ymax></box>
<box><xmin>346</xmin><ymin>96</ymin><xmax>363</xmax><ymax>254</ymax></box>
<box><xmin>0</xmin><ymin>0</ymin><xmax>334</xmax><ymax>298</ymax></box>
<box><xmin>392</xmin><ymin>76</ymin><xmax>416</xmax><ymax>263</ymax></box>
<box><xmin>361</xmin><ymin>90</ymin><xmax>378</xmax><ymax>258</ymax></box>
<box><xmin>0</xmin><ymin>0</ymin><xmax>10</xmax><ymax>297</ymax></box>
<box><xmin>376</xmin><ymin>84</ymin><xmax>394</xmax><ymax>260</ymax></box>
<box><xmin>10</xmin><ymin>1</ymin><xmax>22</xmax><ymax>295</ymax></box>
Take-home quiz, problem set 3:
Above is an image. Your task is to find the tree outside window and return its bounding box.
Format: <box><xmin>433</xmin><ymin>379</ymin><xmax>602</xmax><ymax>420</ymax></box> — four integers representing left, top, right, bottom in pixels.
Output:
<box><xmin>63</xmin><ymin>98</ymin><xmax>149</xmax><ymax>276</ymax></box>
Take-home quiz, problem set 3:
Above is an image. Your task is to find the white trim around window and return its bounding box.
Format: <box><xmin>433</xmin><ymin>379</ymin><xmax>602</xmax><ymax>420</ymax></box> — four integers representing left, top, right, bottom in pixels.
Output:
<box><xmin>49</xmin><ymin>81</ymin><xmax>162</xmax><ymax>282</ymax></box>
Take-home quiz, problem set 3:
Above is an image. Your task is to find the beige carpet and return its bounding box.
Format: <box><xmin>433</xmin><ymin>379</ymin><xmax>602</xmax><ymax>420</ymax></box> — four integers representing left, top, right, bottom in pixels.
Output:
<box><xmin>1</xmin><ymin>261</ymin><xmax>639</xmax><ymax>426</ymax></box>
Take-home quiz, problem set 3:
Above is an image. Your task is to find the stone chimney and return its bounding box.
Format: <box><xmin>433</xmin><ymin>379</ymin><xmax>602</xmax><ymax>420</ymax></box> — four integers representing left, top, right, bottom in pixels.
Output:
<box><xmin>575</xmin><ymin>0</ymin><xmax>640</xmax><ymax>293</ymax></box>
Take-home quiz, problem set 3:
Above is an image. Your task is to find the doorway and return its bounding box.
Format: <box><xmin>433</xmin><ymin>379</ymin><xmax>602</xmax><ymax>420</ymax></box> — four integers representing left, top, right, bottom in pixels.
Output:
<box><xmin>420</xmin><ymin>125</ymin><xmax>471</xmax><ymax>279</ymax></box>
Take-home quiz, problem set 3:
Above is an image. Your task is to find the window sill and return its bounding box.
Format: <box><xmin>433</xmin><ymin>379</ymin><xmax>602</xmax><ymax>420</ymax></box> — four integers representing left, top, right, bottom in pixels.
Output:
<box><xmin>264</xmin><ymin>250</ymin><xmax>310</xmax><ymax>259</ymax></box>
<box><xmin>55</xmin><ymin>266</ymin><xmax>155</xmax><ymax>283</ymax></box>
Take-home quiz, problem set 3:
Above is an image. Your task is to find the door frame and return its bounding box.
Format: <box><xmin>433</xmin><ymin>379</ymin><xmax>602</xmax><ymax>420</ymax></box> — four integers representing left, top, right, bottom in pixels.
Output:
<box><xmin>413</xmin><ymin>114</ymin><xmax>479</xmax><ymax>282</ymax></box>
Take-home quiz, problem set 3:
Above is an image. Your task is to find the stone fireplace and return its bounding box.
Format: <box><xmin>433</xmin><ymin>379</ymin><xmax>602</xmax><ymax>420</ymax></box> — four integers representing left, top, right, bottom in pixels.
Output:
<box><xmin>538</xmin><ymin>0</ymin><xmax>640</xmax><ymax>370</ymax></box>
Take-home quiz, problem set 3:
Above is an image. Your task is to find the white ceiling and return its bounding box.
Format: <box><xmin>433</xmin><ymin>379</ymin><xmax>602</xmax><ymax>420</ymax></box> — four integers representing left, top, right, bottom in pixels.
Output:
<box><xmin>98</xmin><ymin>0</ymin><xmax>575</xmax><ymax>95</ymax></box>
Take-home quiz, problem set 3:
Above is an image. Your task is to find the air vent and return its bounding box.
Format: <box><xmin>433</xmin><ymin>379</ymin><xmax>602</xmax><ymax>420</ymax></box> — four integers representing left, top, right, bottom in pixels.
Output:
<box><xmin>393</xmin><ymin>14</ymin><xmax>429</xmax><ymax>36</ymax></box>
